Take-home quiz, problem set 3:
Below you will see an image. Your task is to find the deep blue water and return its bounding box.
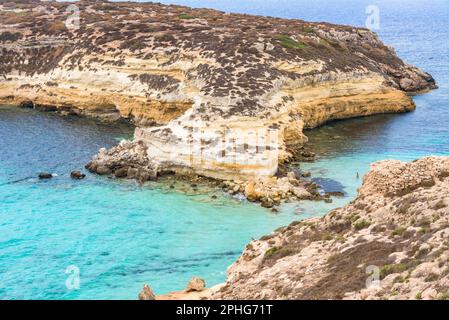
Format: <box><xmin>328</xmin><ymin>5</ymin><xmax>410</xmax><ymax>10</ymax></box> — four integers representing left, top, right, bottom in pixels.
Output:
<box><xmin>1</xmin><ymin>0</ymin><xmax>449</xmax><ymax>299</ymax></box>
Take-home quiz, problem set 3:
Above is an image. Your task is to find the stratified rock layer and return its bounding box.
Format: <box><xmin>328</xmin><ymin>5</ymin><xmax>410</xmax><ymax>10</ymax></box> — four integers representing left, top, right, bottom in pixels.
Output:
<box><xmin>0</xmin><ymin>0</ymin><xmax>436</xmax><ymax>179</ymax></box>
<box><xmin>213</xmin><ymin>157</ymin><xmax>449</xmax><ymax>300</ymax></box>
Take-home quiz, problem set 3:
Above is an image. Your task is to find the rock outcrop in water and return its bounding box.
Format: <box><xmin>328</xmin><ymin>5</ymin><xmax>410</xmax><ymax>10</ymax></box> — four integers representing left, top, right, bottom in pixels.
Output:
<box><xmin>211</xmin><ymin>157</ymin><xmax>449</xmax><ymax>300</ymax></box>
<box><xmin>0</xmin><ymin>0</ymin><xmax>436</xmax><ymax>182</ymax></box>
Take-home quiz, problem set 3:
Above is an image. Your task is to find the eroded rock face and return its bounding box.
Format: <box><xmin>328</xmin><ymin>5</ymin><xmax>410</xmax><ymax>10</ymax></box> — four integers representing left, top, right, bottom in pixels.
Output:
<box><xmin>0</xmin><ymin>0</ymin><xmax>436</xmax><ymax>179</ymax></box>
<box><xmin>213</xmin><ymin>157</ymin><xmax>449</xmax><ymax>300</ymax></box>
<box><xmin>85</xmin><ymin>140</ymin><xmax>158</xmax><ymax>183</ymax></box>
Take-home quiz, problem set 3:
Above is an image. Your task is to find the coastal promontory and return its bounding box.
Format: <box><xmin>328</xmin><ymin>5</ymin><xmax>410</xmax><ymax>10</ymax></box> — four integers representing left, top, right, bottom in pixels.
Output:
<box><xmin>0</xmin><ymin>0</ymin><xmax>436</xmax><ymax>183</ymax></box>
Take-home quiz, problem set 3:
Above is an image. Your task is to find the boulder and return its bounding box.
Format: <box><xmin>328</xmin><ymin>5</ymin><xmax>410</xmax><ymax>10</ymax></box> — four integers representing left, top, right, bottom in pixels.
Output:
<box><xmin>70</xmin><ymin>170</ymin><xmax>86</xmax><ymax>180</ymax></box>
<box><xmin>138</xmin><ymin>284</ymin><xmax>156</xmax><ymax>300</ymax></box>
<box><xmin>244</xmin><ymin>181</ymin><xmax>259</xmax><ymax>202</ymax></box>
<box><xmin>293</xmin><ymin>187</ymin><xmax>313</xmax><ymax>199</ymax></box>
<box><xmin>186</xmin><ymin>277</ymin><xmax>206</xmax><ymax>292</ymax></box>
<box><xmin>260</xmin><ymin>197</ymin><xmax>274</xmax><ymax>208</ymax></box>
<box><xmin>38</xmin><ymin>172</ymin><xmax>52</xmax><ymax>179</ymax></box>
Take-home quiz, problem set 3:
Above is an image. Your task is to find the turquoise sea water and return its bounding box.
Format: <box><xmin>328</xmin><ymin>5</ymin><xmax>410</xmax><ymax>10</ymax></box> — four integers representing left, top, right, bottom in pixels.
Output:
<box><xmin>0</xmin><ymin>108</ymin><xmax>309</xmax><ymax>299</ymax></box>
<box><xmin>1</xmin><ymin>0</ymin><xmax>449</xmax><ymax>299</ymax></box>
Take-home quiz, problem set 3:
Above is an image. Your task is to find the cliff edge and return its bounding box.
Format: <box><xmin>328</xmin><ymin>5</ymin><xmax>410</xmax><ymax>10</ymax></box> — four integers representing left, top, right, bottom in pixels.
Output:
<box><xmin>0</xmin><ymin>0</ymin><xmax>436</xmax><ymax>180</ymax></box>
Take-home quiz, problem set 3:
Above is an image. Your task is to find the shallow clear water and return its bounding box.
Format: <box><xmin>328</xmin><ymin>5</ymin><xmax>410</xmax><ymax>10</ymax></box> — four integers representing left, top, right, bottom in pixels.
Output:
<box><xmin>1</xmin><ymin>0</ymin><xmax>449</xmax><ymax>299</ymax></box>
<box><xmin>0</xmin><ymin>108</ymin><xmax>308</xmax><ymax>299</ymax></box>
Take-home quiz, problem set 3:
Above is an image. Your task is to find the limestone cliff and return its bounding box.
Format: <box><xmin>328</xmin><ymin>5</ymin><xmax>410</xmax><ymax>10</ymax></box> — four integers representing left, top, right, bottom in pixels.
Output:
<box><xmin>213</xmin><ymin>157</ymin><xmax>449</xmax><ymax>300</ymax></box>
<box><xmin>0</xmin><ymin>0</ymin><xmax>436</xmax><ymax>180</ymax></box>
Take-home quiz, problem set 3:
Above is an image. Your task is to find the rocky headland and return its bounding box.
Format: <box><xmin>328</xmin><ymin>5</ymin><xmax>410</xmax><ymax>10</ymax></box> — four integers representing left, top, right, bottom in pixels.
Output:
<box><xmin>0</xmin><ymin>1</ymin><xmax>436</xmax><ymax>203</ymax></box>
<box><xmin>145</xmin><ymin>157</ymin><xmax>449</xmax><ymax>300</ymax></box>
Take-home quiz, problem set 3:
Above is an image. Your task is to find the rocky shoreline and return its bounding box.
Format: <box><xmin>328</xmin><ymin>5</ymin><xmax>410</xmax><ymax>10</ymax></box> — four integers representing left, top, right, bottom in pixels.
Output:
<box><xmin>84</xmin><ymin>138</ymin><xmax>342</xmax><ymax>208</ymax></box>
<box><xmin>142</xmin><ymin>157</ymin><xmax>449</xmax><ymax>300</ymax></box>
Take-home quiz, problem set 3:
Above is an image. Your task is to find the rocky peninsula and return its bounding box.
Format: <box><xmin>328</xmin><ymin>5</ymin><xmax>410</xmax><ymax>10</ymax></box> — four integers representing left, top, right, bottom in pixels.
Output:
<box><xmin>0</xmin><ymin>1</ymin><xmax>436</xmax><ymax>195</ymax></box>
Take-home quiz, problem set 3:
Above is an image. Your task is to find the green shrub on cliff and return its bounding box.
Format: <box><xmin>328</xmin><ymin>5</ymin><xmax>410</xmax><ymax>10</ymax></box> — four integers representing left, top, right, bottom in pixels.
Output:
<box><xmin>179</xmin><ymin>13</ymin><xmax>195</xmax><ymax>20</ymax></box>
<box><xmin>380</xmin><ymin>264</ymin><xmax>407</xmax><ymax>279</ymax></box>
<box><xmin>263</xmin><ymin>246</ymin><xmax>295</xmax><ymax>264</ymax></box>
<box><xmin>392</xmin><ymin>226</ymin><xmax>407</xmax><ymax>236</ymax></box>
<box><xmin>353</xmin><ymin>219</ymin><xmax>370</xmax><ymax>230</ymax></box>
<box><xmin>274</xmin><ymin>34</ymin><xmax>307</xmax><ymax>50</ymax></box>
<box><xmin>438</xmin><ymin>293</ymin><xmax>449</xmax><ymax>300</ymax></box>
<box><xmin>380</xmin><ymin>260</ymin><xmax>421</xmax><ymax>280</ymax></box>
<box><xmin>302</xmin><ymin>26</ymin><xmax>315</xmax><ymax>33</ymax></box>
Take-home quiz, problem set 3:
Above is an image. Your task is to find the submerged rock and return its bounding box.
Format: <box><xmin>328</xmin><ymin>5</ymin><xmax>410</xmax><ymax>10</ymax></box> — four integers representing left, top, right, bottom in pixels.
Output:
<box><xmin>38</xmin><ymin>172</ymin><xmax>52</xmax><ymax>179</ymax></box>
<box><xmin>325</xmin><ymin>191</ymin><xmax>345</xmax><ymax>197</ymax></box>
<box><xmin>70</xmin><ymin>171</ymin><xmax>86</xmax><ymax>180</ymax></box>
<box><xmin>260</xmin><ymin>197</ymin><xmax>274</xmax><ymax>208</ymax></box>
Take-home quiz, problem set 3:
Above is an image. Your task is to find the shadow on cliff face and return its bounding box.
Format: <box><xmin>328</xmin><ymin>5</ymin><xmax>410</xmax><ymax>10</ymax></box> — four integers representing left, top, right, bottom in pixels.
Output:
<box><xmin>303</xmin><ymin>112</ymin><xmax>405</xmax><ymax>158</ymax></box>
